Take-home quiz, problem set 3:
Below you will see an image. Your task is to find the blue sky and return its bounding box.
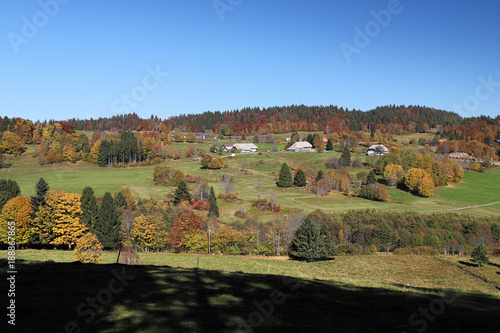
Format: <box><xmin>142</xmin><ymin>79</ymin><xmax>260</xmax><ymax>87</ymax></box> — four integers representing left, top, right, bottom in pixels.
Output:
<box><xmin>1</xmin><ymin>0</ymin><xmax>499</xmax><ymax>122</ymax></box>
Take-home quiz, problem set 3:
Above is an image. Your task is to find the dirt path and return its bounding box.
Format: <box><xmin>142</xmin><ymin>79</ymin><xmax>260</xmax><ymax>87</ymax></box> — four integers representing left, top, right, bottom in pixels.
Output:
<box><xmin>421</xmin><ymin>201</ymin><xmax>500</xmax><ymax>213</ymax></box>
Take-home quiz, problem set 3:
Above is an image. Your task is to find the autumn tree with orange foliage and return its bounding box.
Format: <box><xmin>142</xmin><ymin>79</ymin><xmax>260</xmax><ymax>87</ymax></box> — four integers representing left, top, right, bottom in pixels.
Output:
<box><xmin>168</xmin><ymin>209</ymin><xmax>204</xmax><ymax>252</ymax></box>
<box><xmin>0</xmin><ymin>196</ymin><xmax>33</xmax><ymax>246</ymax></box>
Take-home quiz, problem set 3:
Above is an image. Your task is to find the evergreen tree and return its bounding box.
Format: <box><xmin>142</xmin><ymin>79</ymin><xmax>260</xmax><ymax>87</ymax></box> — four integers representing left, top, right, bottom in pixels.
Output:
<box><xmin>316</xmin><ymin>170</ymin><xmax>324</xmax><ymax>182</ymax></box>
<box><xmin>366</xmin><ymin>170</ymin><xmax>377</xmax><ymax>185</ymax></box>
<box><xmin>326</xmin><ymin>138</ymin><xmax>334</xmax><ymax>151</ymax></box>
<box><xmin>293</xmin><ymin>169</ymin><xmax>307</xmax><ymax>187</ymax></box>
<box><xmin>289</xmin><ymin>219</ymin><xmax>328</xmax><ymax>261</ymax></box>
<box><xmin>319</xmin><ymin>223</ymin><xmax>336</xmax><ymax>256</ymax></box>
<box><xmin>208</xmin><ymin>186</ymin><xmax>219</xmax><ymax>218</ymax></box>
<box><xmin>471</xmin><ymin>244</ymin><xmax>489</xmax><ymax>267</ymax></box>
<box><xmin>95</xmin><ymin>192</ymin><xmax>121</xmax><ymax>249</ymax></box>
<box><xmin>173</xmin><ymin>180</ymin><xmax>193</xmax><ymax>205</ymax></box>
<box><xmin>97</xmin><ymin>140</ymin><xmax>109</xmax><ymax>167</ymax></box>
<box><xmin>81</xmin><ymin>186</ymin><xmax>99</xmax><ymax>230</ymax></box>
<box><xmin>307</xmin><ymin>134</ymin><xmax>313</xmax><ymax>145</ymax></box>
<box><xmin>0</xmin><ymin>179</ymin><xmax>21</xmax><ymax>212</ymax></box>
<box><xmin>115</xmin><ymin>192</ymin><xmax>128</xmax><ymax>209</ymax></box>
<box><xmin>276</xmin><ymin>163</ymin><xmax>293</xmax><ymax>188</ymax></box>
<box><xmin>0</xmin><ymin>116</ymin><xmax>10</xmax><ymax>132</ymax></box>
<box><xmin>341</xmin><ymin>147</ymin><xmax>351</xmax><ymax>165</ymax></box>
<box><xmin>30</xmin><ymin>178</ymin><xmax>49</xmax><ymax>217</ymax></box>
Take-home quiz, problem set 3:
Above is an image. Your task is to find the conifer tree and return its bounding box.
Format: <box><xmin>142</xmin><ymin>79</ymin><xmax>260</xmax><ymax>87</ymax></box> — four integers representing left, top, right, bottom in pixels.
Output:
<box><xmin>208</xmin><ymin>186</ymin><xmax>219</xmax><ymax>218</ymax></box>
<box><xmin>0</xmin><ymin>179</ymin><xmax>21</xmax><ymax>212</ymax></box>
<box><xmin>173</xmin><ymin>180</ymin><xmax>193</xmax><ymax>205</ymax></box>
<box><xmin>96</xmin><ymin>192</ymin><xmax>121</xmax><ymax>249</ymax></box>
<box><xmin>326</xmin><ymin>138</ymin><xmax>334</xmax><ymax>151</ymax></box>
<box><xmin>471</xmin><ymin>244</ymin><xmax>489</xmax><ymax>267</ymax></box>
<box><xmin>115</xmin><ymin>192</ymin><xmax>128</xmax><ymax>209</ymax></box>
<box><xmin>30</xmin><ymin>178</ymin><xmax>49</xmax><ymax>218</ymax></box>
<box><xmin>341</xmin><ymin>146</ymin><xmax>351</xmax><ymax>166</ymax></box>
<box><xmin>319</xmin><ymin>223</ymin><xmax>336</xmax><ymax>256</ymax></box>
<box><xmin>276</xmin><ymin>163</ymin><xmax>293</xmax><ymax>188</ymax></box>
<box><xmin>316</xmin><ymin>170</ymin><xmax>324</xmax><ymax>182</ymax></box>
<box><xmin>366</xmin><ymin>170</ymin><xmax>377</xmax><ymax>185</ymax></box>
<box><xmin>81</xmin><ymin>186</ymin><xmax>99</xmax><ymax>230</ymax></box>
<box><xmin>293</xmin><ymin>169</ymin><xmax>306</xmax><ymax>187</ymax></box>
<box><xmin>289</xmin><ymin>219</ymin><xmax>328</xmax><ymax>261</ymax></box>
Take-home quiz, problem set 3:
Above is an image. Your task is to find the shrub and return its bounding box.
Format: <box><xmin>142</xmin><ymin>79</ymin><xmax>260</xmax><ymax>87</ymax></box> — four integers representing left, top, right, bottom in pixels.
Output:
<box><xmin>218</xmin><ymin>192</ymin><xmax>239</xmax><ymax>202</ymax></box>
<box><xmin>118</xmin><ymin>246</ymin><xmax>140</xmax><ymax>265</ymax></box>
<box><xmin>393</xmin><ymin>246</ymin><xmax>439</xmax><ymax>255</ymax></box>
<box><xmin>234</xmin><ymin>207</ymin><xmax>247</xmax><ymax>218</ymax></box>
<box><xmin>153</xmin><ymin>166</ymin><xmax>185</xmax><ymax>186</ymax></box>
<box><xmin>193</xmin><ymin>199</ymin><xmax>210</xmax><ymax>211</ymax></box>
<box><xmin>359</xmin><ymin>184</ymin><xmax>389</xmax><ymax>202</ymax></box>
<box><xmin>74</xmin><ymin>233</ymin><xmax>103</xmax><ymax>263</ymax></box>
<box><xmin>251</xmin><ymin>199</ymin><xmax>279</xmax><ymax>212</ymax></box>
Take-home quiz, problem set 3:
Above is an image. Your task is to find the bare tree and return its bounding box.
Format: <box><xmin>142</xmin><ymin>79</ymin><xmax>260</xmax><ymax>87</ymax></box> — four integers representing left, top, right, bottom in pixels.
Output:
<box><xmin>221</xmin><ymin>173</ymin><xmax>235</xmax><ymax>194</ymax></box>
<box><xmin>253</xmin><ymin>180</ymin><xmax>264</xmax><ymax>200</ymax></box>
<box><xmin>193</xmin><ymin>178</ymin><xmax>210</xmax><ymax>202</ymax></box>
<box><xmin>269</xmin><ymin>188</ymin><xmax>278</xmax><ymax>212</ymax></box>
<box><xmin>206</xmin><ymin>215</ymin><xmax>218</xmax><ymax>254</ymax></box>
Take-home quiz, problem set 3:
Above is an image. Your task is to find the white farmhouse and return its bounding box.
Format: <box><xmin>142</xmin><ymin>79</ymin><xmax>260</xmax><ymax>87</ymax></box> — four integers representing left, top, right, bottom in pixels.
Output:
<box><xmin>287</xmin><ymin>141</ymin><xmax>313</xmax><ymax>152</ymax></box>
<box><xmin>232</xmin><ymin>143</ymin><xmax>258</xmax><ymax>153</ymax></box>
<box><xmin>367</xmin><ymin>144</ymin><xmax>389</xmax><ymax>156</ymax></box>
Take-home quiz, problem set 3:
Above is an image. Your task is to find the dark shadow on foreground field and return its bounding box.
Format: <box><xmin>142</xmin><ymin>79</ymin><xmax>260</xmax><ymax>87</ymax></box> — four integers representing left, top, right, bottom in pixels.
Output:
<box><xmin>4</xmin><ymin>259</ymin><xmax>500</xmax><ymax>333</ymax></box>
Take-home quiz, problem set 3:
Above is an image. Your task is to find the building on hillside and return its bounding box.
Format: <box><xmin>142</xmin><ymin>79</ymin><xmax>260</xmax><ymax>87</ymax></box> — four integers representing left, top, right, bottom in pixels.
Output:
<box><xmin>193</xmin><ymin>132</ymin><xmax>206</xmax><ymax>139</ymax></box>
<box><xmin>222</xmin><ymin>145</ymin><xmax>234</xmax><ymax>152</ymax></box>
<box><xmin>232</xmin><ymin>143</ymin><xmax>258</xmax><ymax>153</ymax></box>
<box><xmin>367</xmin><ymin>144</ymin><xmax>389</xmax><ymax>156</ymax></box>
<box><xmin>287</xmin><ymin>141</ymin><xmax>313</xmax><ymax>152</ymax></box>
<box><xmin>449</xmin><ymin>152</ymin><xmax>472</xmax><ymax>159</ymax></box>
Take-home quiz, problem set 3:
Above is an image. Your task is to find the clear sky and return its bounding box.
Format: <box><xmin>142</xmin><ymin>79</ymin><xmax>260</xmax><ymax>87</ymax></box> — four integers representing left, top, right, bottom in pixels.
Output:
<box><xmin>1</xmin><ymin>0</ymin><xmax>499</xmax><ymax>122</ymax></box>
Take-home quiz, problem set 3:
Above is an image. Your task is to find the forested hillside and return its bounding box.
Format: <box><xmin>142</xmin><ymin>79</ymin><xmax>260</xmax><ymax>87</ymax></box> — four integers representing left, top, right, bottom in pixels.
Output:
<box><xmin>59</xmin><ymin>104</ymin><xmax>468</xmax><ymax>134</ymax></box>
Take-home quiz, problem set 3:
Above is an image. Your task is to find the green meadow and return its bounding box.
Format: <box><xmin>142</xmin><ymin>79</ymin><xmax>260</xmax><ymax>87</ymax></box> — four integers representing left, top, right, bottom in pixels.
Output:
<box><xmin>1</xmin><ymin>139</ymin><xmax>500</xmax><ymax>220</ymax></box>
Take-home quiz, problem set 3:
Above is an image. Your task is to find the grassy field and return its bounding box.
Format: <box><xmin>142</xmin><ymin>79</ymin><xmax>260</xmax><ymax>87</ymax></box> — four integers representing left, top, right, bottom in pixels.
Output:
<box><xmin>3</xmin><ymin>250</ymin><xmax>499</xmax><ymax>332</ymax></box>
<box><xmin>1</xmin><ymin>139</ymin><xmax>500</xmax><ymax>220</ymax></box>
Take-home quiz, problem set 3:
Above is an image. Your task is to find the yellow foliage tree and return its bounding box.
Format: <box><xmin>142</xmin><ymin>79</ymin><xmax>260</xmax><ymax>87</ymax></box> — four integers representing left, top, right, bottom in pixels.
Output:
<box><xmin>417</xmin><ymin>176</ymin><xmax>435</xmax><ymax>197</ymax></box>
<box><xmin>404</xmin><ymin>168</ymin><xmax>431</xmax><ymax>193</ymax></box>
<box><xmin>132</xmin><ymin>214</ymin><xmax>168</xmax><ymax>252</ymax></box>
<box><xmin>88</xmin><ymin>141</ymin><xmax>100</xmax><ymax>163</ymax></box>
<box><xmin>0</xmin><ymin>131</ymin><xmax>26</xmax><ymax>155</ymax></box>
<box><xmin>74</xmin><ymin>233</ymin><xmax>103</xmax><ymax>263</ymax></box>
<box><xmin>0</xmin><ymin>196</ymin><xmax>33</xmax><ymax>246</ymax></box>
<box><xmin>63</xmin><ymin>144</ymin><xmax>77</xmax><ymax>163</ymax></box>
<box><xmin>384</xmin><ymin>164</ymin><xmax>405</xmax><ymax>186</ymax></box>
<box><xmin>208</xmin><ymin>156</ymin><xmax>224</xmax><ymax>169</ymax></box>
<box><xmin>213</xmin><ymin>226</ymin><xmax>241</xmax><ymax>254</ymax></box>
<box><xmin>48</xmin><ymin>191</ymin><xmax>88</xmax><ymax>249</ymax></box>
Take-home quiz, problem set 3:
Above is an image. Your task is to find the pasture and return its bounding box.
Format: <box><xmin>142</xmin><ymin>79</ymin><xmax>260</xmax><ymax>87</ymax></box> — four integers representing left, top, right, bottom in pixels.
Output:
<box><xmin>1</xmin><ymin>139</ymin><xmax>500</xmax><ymax>220</ymax></box>
<box><xmin>3</xmin><ymin>250</ymin><xmax>499</xmax><ymax>332</ymax></box>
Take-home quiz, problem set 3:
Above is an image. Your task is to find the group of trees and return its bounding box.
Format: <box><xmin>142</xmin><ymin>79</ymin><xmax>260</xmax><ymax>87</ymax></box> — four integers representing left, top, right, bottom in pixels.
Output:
<box><xmin>375</xmin><ymin>149</ymin><xmax>464</xmax><ymax>196</ymax></box>
<box><xmin>0</xmin><ymin>179</ymin><xmax>122</xmax><ymax>250</ymax></box>
<box><xmin>2</xmin><ymin>175</ymin><xmax>499</xmax><ymax>259</ymax></box>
